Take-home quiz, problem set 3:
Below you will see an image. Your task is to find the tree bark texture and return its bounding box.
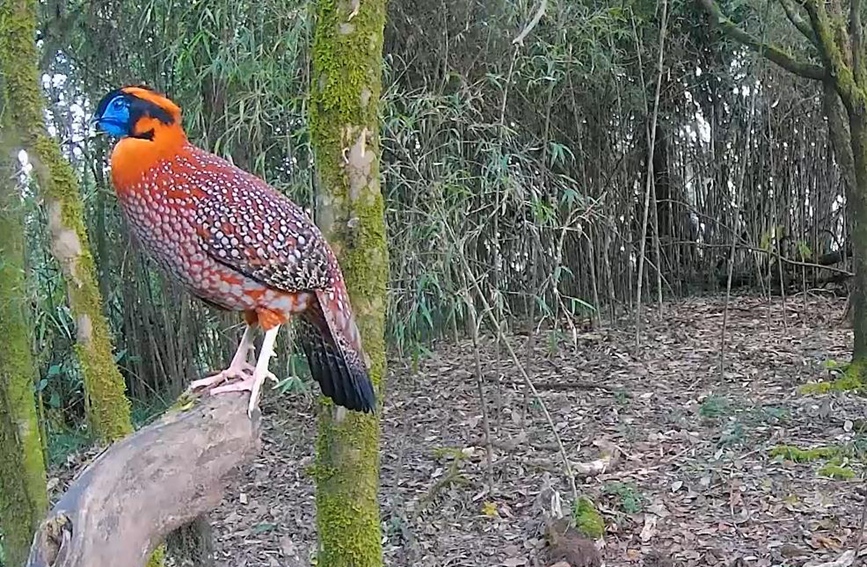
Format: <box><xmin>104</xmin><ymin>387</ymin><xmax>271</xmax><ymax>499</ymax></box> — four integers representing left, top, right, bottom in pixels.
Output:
<box><xmin>26</xmin><ymin>392</ymin><xmax>260</xmax><ymax>567</ymax></box>
<box><xmin>0</xmin><ymin>20</ymin><xmax>50</xmax><ymax>567</ymax></box>
<box><xmin>0</xmin><ymin>96</ymin><xmax>49</xmax><ymax>567</ymax></box>
<box><xmin>848</xmin><ymin>111</ymin><xmax>867</xmax><ymax>363</ymax></box>
<box><xmin>0</xmin><ymin>0</ymin><xmax>133</xmax><ymax>442</ymax></box>
<box><xmin>309</xmin><ymin>0</ymin><xmax>389</xmax><ymax>565</ymax></box>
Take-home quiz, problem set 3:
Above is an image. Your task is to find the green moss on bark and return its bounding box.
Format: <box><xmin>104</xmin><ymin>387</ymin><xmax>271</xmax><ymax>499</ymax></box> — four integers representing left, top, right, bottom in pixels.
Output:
<box><xmin>0</xmin><ymin>111</ymin><xmax>48</xmax><ymax>567</ymax></box>
<box><xmin>0</xmin><ymin>6</ymin><xmax>48</xmax><ymax>566</ymax></box>
<box><xmin>0</xmin><ymin>0</ymin><xmax>132</xmax><ymax>442</ymax></box>
<box><xmin>309</xmin><ymin>0</ymin><xmax>388</xmax><ymax>565</ymax></box>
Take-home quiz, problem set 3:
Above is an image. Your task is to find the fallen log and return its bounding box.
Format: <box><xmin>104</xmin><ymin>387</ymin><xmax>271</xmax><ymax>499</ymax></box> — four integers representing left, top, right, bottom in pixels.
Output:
<box><xmin>27</xmin><ymin>391</ymin><xmax>260</xmax><ymax>567</ymax></box>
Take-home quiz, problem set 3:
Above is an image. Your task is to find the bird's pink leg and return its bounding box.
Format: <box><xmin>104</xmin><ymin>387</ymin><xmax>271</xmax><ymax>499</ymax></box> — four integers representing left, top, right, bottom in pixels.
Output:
<box><xmin>209</xmin><ymin>324</ymin><xmax>281</xmax><ymax>417</ymax></box>
<box><xmin>190</xmin><ymin>324</ymin><xmax>256</xmax><ymax>390</ymax></box>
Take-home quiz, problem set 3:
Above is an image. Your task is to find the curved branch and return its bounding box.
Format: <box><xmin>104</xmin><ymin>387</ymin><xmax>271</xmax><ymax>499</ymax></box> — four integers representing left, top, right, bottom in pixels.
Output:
<box><xmin>852</xmin><ymin>0</ymin><xmax>864</xmax><ymax>84</ymax></box>
<box><xmin>696</xmin><ymin>0</ymin><xmax>826</xmax><ymax>80</ymax></box>
<box><xmin>777</xmin><ymin>0</ymin><xmax>818</xmax><ymax>45</ymax></box>
<box><xmin>27</xmin><ymin>392</ymin><xmax>261</xmax><ymax>567</ymax></box>
<box><xmin>803</xmin><ymin>0</ymin><xmax>861</xmax><ymax>106</ymax></box>
<box><xmin>513</xmin><ymin>0</ymin><xmax>547</xmax><ymax>46</ymax></box>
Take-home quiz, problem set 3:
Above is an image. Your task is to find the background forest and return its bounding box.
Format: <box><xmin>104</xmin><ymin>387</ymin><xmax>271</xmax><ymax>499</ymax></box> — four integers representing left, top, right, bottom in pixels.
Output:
<box><xmin>3</xmin><ymin>0</ymin><xmax>865</xmax><ymax>565</ymax></box>
<box><xmin>29</xmin><ymin>0</ymin><xmax>846</xmax><ymax>439</ymax></box>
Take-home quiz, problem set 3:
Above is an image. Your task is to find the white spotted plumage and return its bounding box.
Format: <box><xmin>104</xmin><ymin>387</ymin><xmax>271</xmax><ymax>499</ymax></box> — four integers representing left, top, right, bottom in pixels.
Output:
<box><xmin>103</xmin><ymin>84</ymin><xmax>374</xmax><ymax>412</ymax></box>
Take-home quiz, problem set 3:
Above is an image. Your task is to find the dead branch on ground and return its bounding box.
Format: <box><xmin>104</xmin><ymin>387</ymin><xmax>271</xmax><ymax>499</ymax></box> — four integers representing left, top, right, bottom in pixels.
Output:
<box><xmin>27</xmin><ymin>391</ymin><xmax>260</xmax><ymax>567</ymax></box>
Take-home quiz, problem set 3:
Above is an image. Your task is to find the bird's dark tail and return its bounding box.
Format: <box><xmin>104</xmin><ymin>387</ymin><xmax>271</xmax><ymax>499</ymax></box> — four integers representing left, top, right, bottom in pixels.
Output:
<box><xmin>296</xmin><ymin>288</ymin><xmax>376</xmax><ymax>413</ymax></box>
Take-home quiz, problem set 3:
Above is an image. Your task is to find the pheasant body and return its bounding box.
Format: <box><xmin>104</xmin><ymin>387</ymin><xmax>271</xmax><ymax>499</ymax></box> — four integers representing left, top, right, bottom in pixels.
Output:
<box><xmin>96</xmin><ymin>85</ymin><xmax>375</xmax><ymax>414</ymax></box>
<box><xmin>118</xmin><ymin>145</ymin><xmax>317</xmax><ymax>314</ymax></box>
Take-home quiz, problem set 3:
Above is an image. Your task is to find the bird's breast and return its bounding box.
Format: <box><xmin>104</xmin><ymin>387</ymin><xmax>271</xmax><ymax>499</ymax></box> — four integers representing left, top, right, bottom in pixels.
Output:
<box><xmin>118</xmin><ymin>170</ymin><xmax>208</xmax><ymax>284</ymax></box>
<box><xmin>115</xmin><ymin>158</ymin><xmax>312</xmax><ymax>317</ymax></box>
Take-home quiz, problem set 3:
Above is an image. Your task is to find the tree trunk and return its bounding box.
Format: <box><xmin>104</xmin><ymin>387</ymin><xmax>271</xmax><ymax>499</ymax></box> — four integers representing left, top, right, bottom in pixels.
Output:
<box><xmin>308</xmin><ymin>0</ymin><xmax>388</xmax><ymax>565</ymax></box>
<box><xmin>0</xmin><ymin>0</ymin><xmax>133</xmax><ymax>442</ymax></box>
<box><xmin>0</xmin><ymin>2</ymin><xmax>185</xmax><ymax>564</ymax></box>
<box><xmin>824</xmin><ymin>80</ymin><xmax>856</xmax><ymax>206</ymax></box>
<box><xmin>848</xmin><ymin>109</ymin><xmax>867</xmax><ymax>366</ymax></box>
<box><xmin>0</xmin><ymin>80</ymin><xmax>48</xmax><ymax>567</ymax></box>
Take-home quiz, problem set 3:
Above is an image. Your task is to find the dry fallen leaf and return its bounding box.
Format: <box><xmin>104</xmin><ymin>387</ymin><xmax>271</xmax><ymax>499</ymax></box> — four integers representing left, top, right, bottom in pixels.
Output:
<box><xmin>806</xmin><ymin>550</ymin><xmax>856</xmax><ymax>567</ymax></box>
<box><xmin>640</xmin><ymin>514</ymin><xmax>659</xmax><ymax>543</ymax></box>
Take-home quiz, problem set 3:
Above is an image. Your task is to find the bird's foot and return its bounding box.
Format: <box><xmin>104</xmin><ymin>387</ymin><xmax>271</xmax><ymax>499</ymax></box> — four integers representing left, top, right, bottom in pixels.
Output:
<box><xmin>190</xmin><ymin>361</ymin><xmax>255</xmax><ymax>391</ymax></box>
<box><xmin>208</xmin><ymin>369</ymin><xmax>278</xmax><ymax>395</ymax></box>
<box><xmin>209</xmin><ymin>366</ymin><xmax>278</xmax><ymax>419</ymax></box>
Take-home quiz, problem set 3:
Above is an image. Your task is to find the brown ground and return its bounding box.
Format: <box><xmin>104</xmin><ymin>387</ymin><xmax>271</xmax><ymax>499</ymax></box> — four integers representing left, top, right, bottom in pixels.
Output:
<box><xmin>55</xmin><ymin>294</ymin><xmax>867</xmax><ymax>566</ymax></box>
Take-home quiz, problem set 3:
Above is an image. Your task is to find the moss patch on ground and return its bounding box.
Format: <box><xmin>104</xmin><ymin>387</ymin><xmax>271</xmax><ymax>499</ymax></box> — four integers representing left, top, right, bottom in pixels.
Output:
<box><xmin>770</xmin><ymin>443</ymin><xmax>861</xmax><ymax>480</ymax></box>
<box><xmin>818</xmin><ymin>463</ymin><xmax>856</xmax><ymax>479</ymax></box>
<box><xmin>572</xmin><ymin>496</ymin><xmax>604</xmax><ymax>539</ymax></box>
<box><xmin>800</xmin><ymin>359</ymin><xmax>866</xmax><ymax>394</ymax></box>
<box><xmin>769</xmin><ymin>444</ymin><xmax>840</xmax><ymax>462</ymax></box>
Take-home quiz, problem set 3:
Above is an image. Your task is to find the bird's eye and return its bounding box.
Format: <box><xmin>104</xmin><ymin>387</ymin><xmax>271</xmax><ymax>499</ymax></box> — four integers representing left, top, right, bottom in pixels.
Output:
<box><xmin>111</xmin><ymin>98</ymin><xmax>125</xmax><ymax>110</ymax></box>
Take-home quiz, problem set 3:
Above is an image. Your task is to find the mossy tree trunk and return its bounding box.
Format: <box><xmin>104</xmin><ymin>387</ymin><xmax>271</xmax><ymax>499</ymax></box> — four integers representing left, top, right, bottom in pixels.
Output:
<box><xmin>698</xmin><ymin>0</ymin><xmax>867</xmax><ymax>381</ymax></box>
<box><xmin>0</xmin><ymin>0</ymin><xmax>133</xmax><ymax>441</ymax></box>
<box><xmin>308</xmin><ymin>0</ymin><xmax>388</xmax><ymax>565</ymax></box>
<box><xmin>0</xmin><ymin>78</ymin><xmax>48</xmax><ymax>567</ymax></box>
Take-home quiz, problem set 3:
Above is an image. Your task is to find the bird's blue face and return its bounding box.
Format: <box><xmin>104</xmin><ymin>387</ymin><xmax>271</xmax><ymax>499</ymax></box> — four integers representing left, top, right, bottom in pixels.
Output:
<box><xmin>93</xmin><ymin>93</ymin><xmax>132</xmax><ymax>137</ymax></box>
<box><xmin>92</xmin><ymin>86</ymin><xmax>179</xmax><ymax>140</ymax></box>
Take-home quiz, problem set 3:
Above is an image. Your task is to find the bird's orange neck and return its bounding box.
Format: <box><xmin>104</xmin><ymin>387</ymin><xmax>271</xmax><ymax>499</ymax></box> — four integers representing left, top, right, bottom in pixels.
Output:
<box><xmin>110</xmin><ymin>119</ymin><xmax>189</xmax><ymax>193</ymax></box>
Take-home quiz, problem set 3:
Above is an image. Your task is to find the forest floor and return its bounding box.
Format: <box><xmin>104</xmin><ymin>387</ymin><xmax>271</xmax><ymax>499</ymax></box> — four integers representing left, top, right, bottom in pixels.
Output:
<box><xmin>53</xmin><ymin>294</ymin><xmax>867</xmax><ymax>566</ymax></box>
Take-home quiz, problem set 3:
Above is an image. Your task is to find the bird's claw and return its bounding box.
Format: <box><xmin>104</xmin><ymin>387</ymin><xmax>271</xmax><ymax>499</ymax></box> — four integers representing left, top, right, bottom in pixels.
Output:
<box><xmin>190</xmin><ymin>362</ymin><xmax>255</xmax><ymax>391</ymax></box>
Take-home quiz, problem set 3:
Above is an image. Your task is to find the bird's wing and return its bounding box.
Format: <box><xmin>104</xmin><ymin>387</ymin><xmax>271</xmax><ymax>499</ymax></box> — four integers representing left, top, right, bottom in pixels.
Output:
<box><xmin>194</xmin><ymin>190</ymin><xmax>335</xmax><ymax>293</ymax></box>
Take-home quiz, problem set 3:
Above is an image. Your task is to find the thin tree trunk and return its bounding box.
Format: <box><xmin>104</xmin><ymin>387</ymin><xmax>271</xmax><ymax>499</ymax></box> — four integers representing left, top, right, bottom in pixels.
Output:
<box><xmin>848</xmin><ymin>111</ymin><xmax>867</xmax><ymax>366</ymax></box>
<box><xmin>823</xmin><ymin>79</ymin><xmax>857</xmax><ymax>323</ymax></box>
<box><xmin>0</xmin><ymin>4</ymin><xmax>187</xmax><ymax>566</ymax></box>
<box><xmin>309</xmin><ymin>0</ymin><xmax>388</xmax><ymax>565</ymax></box>
<box><xmin>0</xmin><ymin>79</ymin><xmax>48</xmax><ymax>567</ymax></box>
<box><xmin>0</xmin><ymin>0</ymin><xmax>133</xmax><ymax>442</ymax></box>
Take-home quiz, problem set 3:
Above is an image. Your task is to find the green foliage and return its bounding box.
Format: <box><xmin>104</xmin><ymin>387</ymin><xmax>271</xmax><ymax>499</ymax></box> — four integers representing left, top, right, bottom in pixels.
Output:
<box><xmin>602</xmin><ymin>482</ymin><xmax>644</xmax><ymax>514</ymax></box>
<box><xmin>770</xmin><ymin>439</ymin><xmax>867</xmax><ymax>481</ymax></box>
<box><xmin>16</xmin><ymin>0</ymin><xmax>857</xmax><ymax>490</ymax></box>
<box><xmin>699</xmin><ymin>395</ymin><xmax>731</xmax><ymax>419</ymax></box>
<box><xmin>754</xmin><ymin>405</ymin><xmax>790</xmax><ymax>424</ymax></box>
<box><xmin>46</xmin><ymin>426</ymin><xmax>92</xmax><ymax>468</ymax></box>
<box><xmin>1</xmin><ymin>0</ymin><xmax>133</xmax><ymax>443</ymax></box>
<box><xmin>614</xmin><ymin>390</ymin><xmax>632</xmax><ymax>407</ymax></box>
<box><xmin>717</xmin><ymin>420</ymin><xmax>745</xmax><ymax>447</ymax></box>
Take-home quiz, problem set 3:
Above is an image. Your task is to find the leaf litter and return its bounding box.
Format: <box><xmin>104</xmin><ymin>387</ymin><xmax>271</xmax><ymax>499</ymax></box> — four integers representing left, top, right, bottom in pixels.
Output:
<box><xmin>46</xmin><ymin>295</ymin><xmax>867</xmax><ymax>566</ymax></box>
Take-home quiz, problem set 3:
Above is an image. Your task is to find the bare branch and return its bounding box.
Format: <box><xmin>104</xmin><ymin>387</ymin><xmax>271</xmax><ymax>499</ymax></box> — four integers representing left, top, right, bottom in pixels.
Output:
<box><xmin>513</xmin><ymin>0</ymin><xmax>547</xmax><ymax>46</ymax></box>
<box><xmin>827</xmin><ymin>0</ymin><xmax>854</xmax><ymax>67</ymax></box>
<box><xmin>803</xmin><ymin>0</ymin><xmax>861</xmax><ymax>106</ymax></box>
<box><xmin>852</xmin><ymin>0</ymin><xmax>864</xmax><ymax>84</ymax></box>
<box><xmin>696</xmin><ymin>0</ymin><xmax>826</xmax><ymax>80</ymax></box>
<box><xmin>777</xmin><ymin>0</ymin><xmax>818</xmax><ymax>44</ymax></box>
<box><xmin>27</xmin><ymin>392</ymin><xmax>261</xmax><ymax>567</ymax></box>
